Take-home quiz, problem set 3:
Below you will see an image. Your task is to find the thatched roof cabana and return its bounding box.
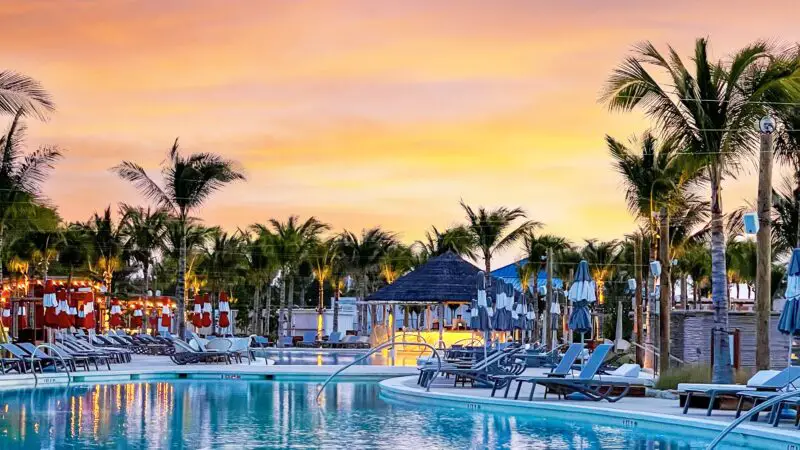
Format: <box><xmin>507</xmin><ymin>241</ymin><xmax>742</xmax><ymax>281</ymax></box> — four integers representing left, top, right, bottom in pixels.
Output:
<box><xmin>365</xmin><ymin>251</ymin><xmax>486</xmax><ymax>304</ymax></box>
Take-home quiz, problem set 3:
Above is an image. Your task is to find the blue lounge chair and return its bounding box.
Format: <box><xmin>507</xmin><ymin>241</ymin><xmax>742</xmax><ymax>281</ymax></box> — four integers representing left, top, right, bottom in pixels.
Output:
<box><xmin>297</xmin><ymin>331</ymin><xmax>319</xmax><ymax>348</ymax></box>
<box><xmin>496</xmin><ymin>343</ymin><xmax>584</xmax><ymax>398</ymax></box>
<box><xmin>680</xmin><ymin>368</ymin><xmax>799</xmax><ymax>416</ymax></box>
<box><xmin>732</xmin><ymin>367</ymin><xmax>800</xmax><ymax>423</ymax></box>
<box><xmin>323</xmin><ymin>331</ymin><xmax>342</xmax><ymax>348</ymax></box>
<box><xmin>419</xmin><ymin>344</ymin><xmax>525</xmax><ymax>389</ymax></box>
<box><xmin>526</xmin><ymin>344</ymin><xmax>631</xmax><ymax>402</ymax></box>
<box><xmin>252</xmin><ymin>336</ymin><xmax>272</xmax><ymax>347</ymax></box>
<box><xmin>279</xmin><ymin>336</ymin><xmax>294</xmax><ymax>347</ymax></box>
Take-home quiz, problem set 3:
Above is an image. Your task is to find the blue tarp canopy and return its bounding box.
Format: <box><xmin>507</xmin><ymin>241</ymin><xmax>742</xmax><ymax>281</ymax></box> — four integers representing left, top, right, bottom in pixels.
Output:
<box><xmin>491</xmin><ymin>259</ymin><xmax>563</xmax><ymax>293</ymax></box>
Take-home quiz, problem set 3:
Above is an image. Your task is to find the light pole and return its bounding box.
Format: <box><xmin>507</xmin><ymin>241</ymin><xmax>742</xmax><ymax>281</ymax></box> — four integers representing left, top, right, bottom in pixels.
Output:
<box><xmin>755</xmin><ymin>115</ymin><xmax>775</xmax><ymax>370</ymax></box>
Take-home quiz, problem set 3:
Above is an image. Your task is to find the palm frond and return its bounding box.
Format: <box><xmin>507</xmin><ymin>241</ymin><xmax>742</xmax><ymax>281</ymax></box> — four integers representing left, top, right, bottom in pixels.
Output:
<box><xmin>0</xmin><ymin>71</ymin><xmax>55</xmax><ymax>120</ymax></box>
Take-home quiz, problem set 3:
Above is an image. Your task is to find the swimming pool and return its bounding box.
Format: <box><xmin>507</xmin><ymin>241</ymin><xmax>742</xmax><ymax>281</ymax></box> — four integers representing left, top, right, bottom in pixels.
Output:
<box><xmin>0</xmin><ymin>379</ymin><xmax>742</xmax><ymax>449</ymax></box>
<box><xmin>252</xmin><ymin>349</ymin><xmax>421</xmax><ymax>366</ymax></box>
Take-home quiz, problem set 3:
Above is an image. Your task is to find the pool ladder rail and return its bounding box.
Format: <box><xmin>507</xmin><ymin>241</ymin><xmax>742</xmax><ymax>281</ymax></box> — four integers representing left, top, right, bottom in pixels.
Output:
<box><xmin>30</xmin><ymin>343</ymin><xmax>72</xmax><ymax>386</ymax></box>
<box><xmin>315</xmin><ymin>341</ymin><xmax>442</xmax><ymax>401</ymax></box>
<box><xmin>707</xmin><ymin>390</ymin><xmax>800</xmax><ymax>449</ymax></box>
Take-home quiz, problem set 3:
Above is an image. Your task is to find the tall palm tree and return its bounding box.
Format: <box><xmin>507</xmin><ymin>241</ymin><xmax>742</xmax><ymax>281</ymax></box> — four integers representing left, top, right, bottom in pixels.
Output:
<box><xmin>415</xmin><ymin>225</ymin><xmax>477</xmax><ymax>262</ymax></box>
<box><xmin>263</xmin><ymin>216</ymin><xmax>329</xmax><ymax>338</ymax></box>
<box><xmin>113</xmin><ymin>139</ymin><xmax>245</xmax><ymax>337</ymax></box>
<box><xmin>581</xmin><ymin>239</ymin><xmax>622</xmax><ymax>304</ymax></box>
<box><xmin>523</xmin><ymin>232</ymin><xmax>572</xmax><ymax>308</ymax></box>
<box><xmin>0</xmin><ymin>113</ymin><xmax>62</xmax><ymax>288</ymax></box>
<box><xmin>203</xmin><ymin>229</ymin><xmax>245</xmax><ymax>306</ymax></box>
<box><xmin>460</xmin><ymin>200</ymin><xmax>538</xmax><ymax>291</ymax></box>
<box><xmin>119</xmin><ymin>205</ymin><xmax>168</xmax><ymax>295</ymax></box>
<box><xmin>602</xmin><ymin>39</ymin><xmax>800</xmax><ymax>383</ymax></box>
<box><xmin>338</xmin><ymin>227</ymin><xmax>397</xmax><ymax>334</ymax></box>
<box><xmin>85</xmin><ymin>206</ymin><xmax>126</xmax><ymax>294</ymax></box>
<box><xmin>0</xmin><ymin>71</ymin><xmax>54</xmax><ymax>120</ymax></box>
<box><xmin>244</xmin><ymin>227</ymin><xmax>278</xmax><ymax>336</ymax></box>
<box><xmin>58</xmin><ymin>223</ymin><xmax>90</xmax><ymax>291</ymax></box>
<box><xmin>311</xmin><ymin>238</ymin><xmax>339</xmax><ymax>339</ymax></box>
<box><xmin>773</xmin><ymin>177</ymin><xmax>800</xmax><ymax>256</ymax></box>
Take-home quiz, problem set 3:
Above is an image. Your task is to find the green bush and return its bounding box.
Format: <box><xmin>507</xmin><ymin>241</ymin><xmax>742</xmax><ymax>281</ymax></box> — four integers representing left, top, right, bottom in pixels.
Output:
<box><xmin>655</xmin><ymin>365</ymin><xmax>753</xmax><ymax>390</ymax></box>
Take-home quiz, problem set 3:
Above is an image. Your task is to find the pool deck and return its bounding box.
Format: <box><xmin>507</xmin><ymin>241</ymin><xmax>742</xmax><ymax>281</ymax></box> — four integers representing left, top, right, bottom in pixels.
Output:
<box><xmin>0</xmin><ymin>354</ymin><xmax>417</xmax><ymax>389</ymax></box>
<box><xmin>380</xmin><ymin>373</ymin><xmax>800</xmax><ymax>448</ymax></box>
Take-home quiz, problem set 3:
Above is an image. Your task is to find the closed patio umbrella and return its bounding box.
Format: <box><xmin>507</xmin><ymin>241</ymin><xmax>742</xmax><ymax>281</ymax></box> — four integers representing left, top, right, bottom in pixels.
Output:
<box><xmin>109</xmin><ymin>298</ymin><xmax>123</xmax><ymax>328</ymax></box>
<box><xmin>56</xmin><ymin>289</ymin><xmax>71</xmax><ymax>330</ymax></box>
<box><xmin>43</xmin><ymin>280</ymin><xmax>57</xmax><ymax>328</ymax></box>
<box><xmin>568</xmin><ymin>260</ymin><xmax>596</xmax><ymax>357</ymax></box>
<box><xmin>192</xmin><ymin>294</ymin><xmax>203</xmax><ymax>329</ymax></box>
<box><xmin>201</xmin><ymin>293</ymin><xmax>212</xmax><ymax>328</ymax></box>
<box><xmin>779</xmin><ymin>248</ymin><xmax>800</xmax><ymax>365</ymax></box>
<box><xmin>218</xmin><ymin>291</ymin><xmax>231</xmax><ymax>332</ymax></box>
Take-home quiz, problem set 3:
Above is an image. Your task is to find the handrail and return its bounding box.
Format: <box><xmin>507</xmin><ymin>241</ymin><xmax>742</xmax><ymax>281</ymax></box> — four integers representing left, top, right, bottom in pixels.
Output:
<box><xmin>32</xmin><ymin>343</ymin><xmax>72</xmax><ymax>386</ymax></box>
<box><xmin>629</xmin><ymin>341</ymin><xmax>685</xmax><ymax>364</ymax></box>
<box><xmin>315</xmin><ymin>341</ymin><xmax>442</xmax><ymax>401</ymax></box>
<box><xmin>707</xmin><ymin>390</ymin><xmax>800</xmax><ymax>449</ymax></box>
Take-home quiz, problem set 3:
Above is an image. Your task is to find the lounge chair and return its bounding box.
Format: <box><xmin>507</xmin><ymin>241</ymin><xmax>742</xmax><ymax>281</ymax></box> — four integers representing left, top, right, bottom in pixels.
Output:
<box><xmin>278</xmin><ymin>336</ymin><xmax>294</xmax><ymax>348</ymax></box>
<box><xmin>297</xmin><ymin>331</ymin><xmax>319</xmax><ymax>348</ymax></box>
<box><xmin>338</xmin><ymin>335</ymin><xmax>356</xmax><ymax>348</ymax></box>
<box><xmin>62</xmin><ymin>335</ymin><xmax>131</xmax><ymax>363</ymax></box>
<box><xmin>323</xmin><ymin>332</ymin><xmax>342</xmax><ymax>348</ymax></box>
<box><xmin>354</xmin><ymin>336</ymin><xmax>370</xmax><ymax>349</ymax></box>
<box><xmin>1</xmin><ymin>344</ymin><xmax>46</xmax><ymax>373</ymax></box>
<box><xmin>0</xmin><ymin>350</ymin><xmax>25</xmax><ymax>374</ymax></box>
<box><xmin>418</xmin><ymin>344</ymin><xmax>524</xmax><ymax>389</ymax></box>
<box><xmin>8</xmin><ymin>342</ymin><xmax>77</xmax><ymax>372</ymax></box>
<box><xmin>252</xmin><ymin>336</ymin><xmax>272</xmax><ymax>348</ymax></box>
<box><xmin>679</xmin><ymin>369</ymin><xmax>788</xmax><ymax>416</ymax></box>
<box><xmin>18</xmin><ymin>342</ymin><xmax>90</xmax><ymax>372</ymax></box>
<box><xmin>524</xmin><ymin>344</ymin><xmax>632</xmax><ymax>403</ymax></box>
<box><xmin>52</xmin><ymin>343</ymin><xmax>112</xmax><ymax>371</ymax></box>
<box><xmin>495</xmin><ymin>343</ymin><xmax>584</xmax><ymax>398</ymax></box>
<box><xmin>731</xmin><ymin>367</ymin><xmax>800</xmax><ymax>422</ymax></box>
<box><xmin>170</xmin><ymin>339</ymin><xmax>232</xmax><ymax>365</ymax></box>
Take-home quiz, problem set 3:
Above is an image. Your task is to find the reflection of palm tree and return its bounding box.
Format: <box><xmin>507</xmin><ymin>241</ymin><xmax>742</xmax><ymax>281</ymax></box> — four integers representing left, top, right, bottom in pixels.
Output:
<box><xmin>114</xmin><ymin>140</ymin><xmax>245</xmax><ymax>337</ymax></box>
<box><xmin>603</xmin><ymin>38</ymin><xmax>800</xmax><ymax>383</ymax></box>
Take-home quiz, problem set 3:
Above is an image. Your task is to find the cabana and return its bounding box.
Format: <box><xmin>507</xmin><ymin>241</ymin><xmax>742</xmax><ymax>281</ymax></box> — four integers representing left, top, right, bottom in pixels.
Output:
<box><xmin>364</xmin><ymin>251</ymin><xmax>494</xmax><ymax>354</ymax></box>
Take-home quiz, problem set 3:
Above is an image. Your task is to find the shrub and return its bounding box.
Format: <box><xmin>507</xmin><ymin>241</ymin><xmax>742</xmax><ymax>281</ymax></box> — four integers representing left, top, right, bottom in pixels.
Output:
<box><xmin>655</xmin><ymin>365</ymin><xmax>753</xmax><ymax>390</ymax></box>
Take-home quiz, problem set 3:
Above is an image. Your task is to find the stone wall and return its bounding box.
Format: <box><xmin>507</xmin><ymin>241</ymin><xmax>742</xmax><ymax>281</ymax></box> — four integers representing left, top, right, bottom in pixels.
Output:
<box><xmin>670</xmin><ymin>311</ymin><xmax>790</xmax><ymax>370</ymax></box>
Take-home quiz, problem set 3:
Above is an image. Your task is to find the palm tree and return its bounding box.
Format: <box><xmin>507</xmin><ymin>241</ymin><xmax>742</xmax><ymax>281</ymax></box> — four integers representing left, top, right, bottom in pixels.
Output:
<box><xmin>516</xmin><ymin>261</ymin><xmax>536</xmax><ymax>341</ymax></box>
<box><xmin>338</xmin><ymin>227</ymin><xmax>397</xmax><ymax>334</ymax></box>
<box><xmin>119</xmin><ymin>205</ymin><xmax>168</xmax><ymax>295</ymax></box>
<box><xmin>773</xmin><ymin>177</ymin><xmax>800</xmax><ymax>256</ymax></box>
<box><xmin>244</xmin><ymin>227</ymin><xmax>278</xmax><ymax>336</ymax></box>
<box><xmin>203</xmin><ymin>229</ymin><xmax>245</xmax><ymax>323</ymax></box>
<box><xmin>58</xmin><ymin>223</ymin><xmax>90</xmax><ymax>290</ymax></box>
<box><xmin>85</xmin><ymin>207</ymin><xmax>126</xmax><ymax>294</ymax></box>
<box><xmin>0</xmin><ymin>113</ymin><xmax>62</xmax><ymax>288</ymax></box>
<box><xmin>581</xmin><ymin>239</ymin><xmax>622</xmax><ymax>305</ymax></box>
<box><xmin>0</xmin><ymin>71</ymin><xmax>54</xmax><ymax>120</ymax></box>
<box><xmin>460</xmin><ymin>200</ymin><xmax>538</xmax><ymax>292</ymax></box>
<box><xmin>415</xmin><ymin>225</ymin><xmax>477</xmax><ymax>261</ymax></box>
<box><xmin>523</xmin><ymin>232</ymin><xmax>572</xmax><ymax>308</ymax></box>
<box><xmin>263</xmin><ymin>216</ymin><xmax>329</xmax><ymax>339</ymax></box>
<box><xmin>728</xmin><ymin>240</ymin><xmax>758</xmax><ymax>300</ymax></box>
<box><xmin>774</xmin><ymin>108</ymin><xmax>800</xmax><ymax>247</ymax></box>
<box><xmin>311</xmin><ymin>238</ymin><xmax>339</xmax><ymax>339</ymax></box>
<box><xmin>602</xmin><ymin>39</ymin><xmax>800</xmax><ymax>383</ymax></box>
<box><xmin>113</xmin><ymin>139</ymin><xmax>245</xmax><ymax>337</ymax></box>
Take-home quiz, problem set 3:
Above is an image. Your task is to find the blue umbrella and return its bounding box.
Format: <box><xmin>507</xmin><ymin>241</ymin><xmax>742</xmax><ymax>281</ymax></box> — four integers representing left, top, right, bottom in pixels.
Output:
<box><xmin>778</xmin><ymin>249</ymin><xmax>800</xmax><ymax>366</ymax></box>
<box><xmin>568</xmin><ymin>260</ymin><xmax>596</xmax><ymax>350</ymax></box>
<box><xmin>473</xmin><ymin>272</ymin><xmax>491</xmax><ymax>332</ymax></box>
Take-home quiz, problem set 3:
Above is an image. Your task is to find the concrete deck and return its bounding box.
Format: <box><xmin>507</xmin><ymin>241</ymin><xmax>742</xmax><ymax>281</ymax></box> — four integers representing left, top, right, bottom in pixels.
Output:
<box><xmin>380</xmin><ymin>374</ymin><xmax>799</xmax><ymax>448</ymax></box>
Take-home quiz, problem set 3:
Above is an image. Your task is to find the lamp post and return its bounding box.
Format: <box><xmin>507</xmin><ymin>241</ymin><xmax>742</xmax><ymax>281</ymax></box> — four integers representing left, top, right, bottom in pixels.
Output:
<box><xmin>755</xmin><ymin>115</ymin><xmax>775</xmax><ymax>370</ymax></box>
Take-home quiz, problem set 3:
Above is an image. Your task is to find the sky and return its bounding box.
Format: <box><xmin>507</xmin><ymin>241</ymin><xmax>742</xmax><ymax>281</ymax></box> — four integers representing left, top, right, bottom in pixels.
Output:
<box><xmin>2</xmin><ymin>1</ymin><xmax>799</xmax><ymax>266</ymax></box>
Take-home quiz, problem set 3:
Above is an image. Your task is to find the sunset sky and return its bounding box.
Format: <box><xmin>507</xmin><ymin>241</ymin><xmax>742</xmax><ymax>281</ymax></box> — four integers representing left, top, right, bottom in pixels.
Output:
<box><xmin>3</xmin><ymin>1</ymin><xmax>799</xmax><ymax>266</ymax></box>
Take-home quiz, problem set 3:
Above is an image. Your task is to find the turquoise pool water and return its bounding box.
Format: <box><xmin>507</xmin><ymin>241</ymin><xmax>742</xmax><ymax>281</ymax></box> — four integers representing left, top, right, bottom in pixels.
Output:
<box><xmin>0</xmin><ymin>380</ymin><xmax>738</xmax><ymax>449</ymax></box>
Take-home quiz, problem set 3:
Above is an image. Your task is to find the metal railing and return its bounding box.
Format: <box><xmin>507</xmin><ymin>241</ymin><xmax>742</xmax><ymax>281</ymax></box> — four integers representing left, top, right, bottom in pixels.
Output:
<box><xmin>31</xmin><ymin>343</ymin><xmax>72</xmax><ymax>386</ymax></box>
<box><xmin>315</xmin><ymin>341</ymin><xmax>442</xmax><ymax>401</ymax></box>
<box><xmin>707</xmin><ymin>390</ymin><xmax>800</xmax><ymax>449</ymax></box>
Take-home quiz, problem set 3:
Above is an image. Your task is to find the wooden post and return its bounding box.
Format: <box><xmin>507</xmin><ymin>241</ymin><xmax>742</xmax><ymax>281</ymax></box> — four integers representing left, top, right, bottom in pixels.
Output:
<box><xmin>634</xmin><ymin>237</ymin><xmax>644</xmax><ymax>365</ymax></box>
<box><xmin>755</xmin><ymin>130</ymin><xmax>773</xmax><ymax>370</ymax></box>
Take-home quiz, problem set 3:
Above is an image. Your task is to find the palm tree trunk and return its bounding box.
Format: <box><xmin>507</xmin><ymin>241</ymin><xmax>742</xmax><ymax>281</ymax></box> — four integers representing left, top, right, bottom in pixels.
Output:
<box><xmin>634</xmin><ymin>237</ymin><xmax>644</xmax><ymax>365</ymax></box>
<box><xmin>265</xmin><ymin>286</ymin><xmax>272</xmax><ymax>337</ymax></box>
<box><xmin>681</xmin><ymin>275</ymin><xmax>688</xmax><ymax>311</ymax></box>
<box><xmin>710</xmin><ymin>166</ymin><xmax>733</xmax><ymax>384</ymax></box>
<box><xmin>300</xmin><ymin>280</ymin><xmax>307</xmax><ymax>308</ymax></box>
<box><xmin>659</xmin><ymin>208</ymin><xmax>671</xmax><ymax>373</ymax></box>
<box><xmin>332</xmin><ymin>280</ymin><xmax>340</xmax><ymax>333</ymax></box>
<box><xmin>253</xmin><ymin>285</ymin><xmax>260</xmax><ymax>335</ymax></box>
<box><xmin>175</xmin><ymin>231</ymin><xmax>187</xmax><ymax>339</ymax></box>
<box><xmin>278</xmin><ymin>275</ymin><xmax>286</xmax><ymax>339</ymax></box>
<box><xmin>287</xmin><ymin>276</ymin><xmax>295</xmax><ymax>336</ymax></box>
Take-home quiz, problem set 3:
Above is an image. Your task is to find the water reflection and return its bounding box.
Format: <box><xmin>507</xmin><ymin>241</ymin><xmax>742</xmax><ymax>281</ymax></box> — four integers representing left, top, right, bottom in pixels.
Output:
<box><xmin>252</xmin><ymin>349</ymin><xmax>422</xmax><ymax>366</ymax></box>
<box><xmin>0</xmin><ymin>381</ymin><xmax>718</xmax><ymax>449</ymax></box>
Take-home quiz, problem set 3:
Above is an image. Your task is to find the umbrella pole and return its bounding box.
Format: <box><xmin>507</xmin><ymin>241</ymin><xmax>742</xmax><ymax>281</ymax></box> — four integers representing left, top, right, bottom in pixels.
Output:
<box><xmin>580</xmin><ymin>332</ymin><xmax>585</xmax><ymax>369</ymax></box>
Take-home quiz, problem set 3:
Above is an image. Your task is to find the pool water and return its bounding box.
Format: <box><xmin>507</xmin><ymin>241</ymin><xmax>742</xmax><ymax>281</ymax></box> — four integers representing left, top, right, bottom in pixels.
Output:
<box><xmin>252</xmin><ymin>350</ymin><xmax>421</xmax><ymax>366</ymax></box>
<box><xmin>0</xmin><ymin>380</ymin><xmax>727</xmax><ymax>449</ymax></box>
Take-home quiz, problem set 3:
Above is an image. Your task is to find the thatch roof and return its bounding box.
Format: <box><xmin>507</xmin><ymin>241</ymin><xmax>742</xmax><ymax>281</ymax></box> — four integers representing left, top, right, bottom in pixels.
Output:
<box><xmin>365</xmin><ymin>251</ymin><xmax>484</xmax><ymax>303</ymax></box>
